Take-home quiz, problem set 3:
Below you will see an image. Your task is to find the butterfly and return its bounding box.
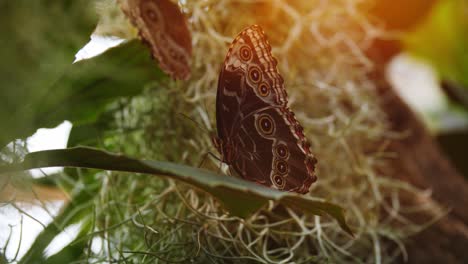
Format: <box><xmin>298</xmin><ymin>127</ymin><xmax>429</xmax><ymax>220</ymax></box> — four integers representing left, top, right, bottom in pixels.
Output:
<box><xmin>121</xmin><ymin>0</ymin><xmax>192</xmax><ymax>80</ymax></box>
<box><xmin>214</xmin><ymin>25</ymin><xmax>317</xmax><ymax>194</ymax></box>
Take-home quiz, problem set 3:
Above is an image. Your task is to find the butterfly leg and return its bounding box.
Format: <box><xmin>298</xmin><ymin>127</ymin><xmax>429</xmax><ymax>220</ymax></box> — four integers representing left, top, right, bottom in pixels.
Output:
<box><xmin>197</xmin><ymin>152</ymin><xmax>209</xmax><ymax>168</ymax></box>
<box><xmin>228</xmin><ymin>166</ymin><xmax>235</xmax><ymax>177</ymax></box>
<box><xmin>197</xmin><ymin>151</ymin><xmax>223</xmax><ymax>169</ymax></box>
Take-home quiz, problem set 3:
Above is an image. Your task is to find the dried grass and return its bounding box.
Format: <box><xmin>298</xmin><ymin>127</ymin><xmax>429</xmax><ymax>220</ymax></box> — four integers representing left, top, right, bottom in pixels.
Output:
<box><xmin>85</xmin><ymin>0</ymin><xmax>444</xmax><ymax>263</ymax></box>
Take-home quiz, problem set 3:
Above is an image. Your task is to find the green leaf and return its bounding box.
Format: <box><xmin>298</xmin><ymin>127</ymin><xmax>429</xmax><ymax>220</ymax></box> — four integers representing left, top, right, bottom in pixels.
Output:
<box><xmin>67</xmin><ymin>119</ymin><xmax>110</xmax><ymax>148</ymax></box>
<box><xmin>66</xmin><ymin>101</ymin><xmax>123</xmax><ymax>148</ymax></box>
<box><xmin>0</xmin><ymin>147</ymin><xmax>353</xmax><ymax>236</ymax></box>
<box><xmin>35</xmin><ymin>40</ymin><xmax>165</xmax><ymax>129</ymax></box>
<box><xmin>42</xmin><ymin>218</ymin><xmax>94</xmax><ymax>264</ymax></box>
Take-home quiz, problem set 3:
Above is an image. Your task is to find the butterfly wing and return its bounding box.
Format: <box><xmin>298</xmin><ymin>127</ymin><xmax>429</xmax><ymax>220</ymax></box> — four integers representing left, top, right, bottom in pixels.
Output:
<box><xmin>121</xmin><ymin>0</ymin><xmax>192</xmax><ymax>80</ymax></box>
<box><xmin>216</xmin><ymin>25</ymin><xmax>317</xmax><ymax>194</ymax></box>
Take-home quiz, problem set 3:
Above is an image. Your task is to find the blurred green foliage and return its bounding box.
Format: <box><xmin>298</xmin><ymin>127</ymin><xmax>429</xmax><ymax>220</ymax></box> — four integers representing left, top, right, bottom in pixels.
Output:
<box><xmin>0</xmin><ymin>0</ymin><xmax>164</xmax><ymax>148</ymax></box>
<box><xmin>18</xmin><ymin>173</ymin><xmax>99</xmax><ymax>264</ymax></box>
<box><xmin>402</xmin><ymin>0</ymin><xmax>468</xmax><ymax>174</ymax></box>
<box><xmin>0</xmin><ymin>1</ymin><xmax>166</xmax><ymax>262</ymax></box>
<box><xmin>405</xmin><ymin>0</ymin><xmax>468</xmax><ymax>89</ymax></box>
<box><xmin>0</xmin><ymin>0</ymin><xmax>96</xmax><ymax>147</ymax></box>
<box><xmin>35</xmin><ymin>40</ymin><xmax>165</xmax><ymax>129</ymax></box>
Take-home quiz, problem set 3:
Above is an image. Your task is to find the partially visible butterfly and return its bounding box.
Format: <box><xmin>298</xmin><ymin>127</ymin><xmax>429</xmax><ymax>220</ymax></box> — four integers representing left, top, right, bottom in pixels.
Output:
<box><xmin>121</xmin><ymin>0</ymin><xmax>192</xmax><ymax>80</ymax></box>
<box><xmin>214</xmin><ymin>25</ymin><xmax>317</xmax><ymax>194</ymax></box>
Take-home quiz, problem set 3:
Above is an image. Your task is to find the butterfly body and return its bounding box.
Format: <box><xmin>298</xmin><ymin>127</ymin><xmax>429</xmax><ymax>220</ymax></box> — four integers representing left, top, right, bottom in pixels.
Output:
<box><xmin>215</xmin><ymin>25</ymin><xmax>317</xmax><ymax>194</ymax></box>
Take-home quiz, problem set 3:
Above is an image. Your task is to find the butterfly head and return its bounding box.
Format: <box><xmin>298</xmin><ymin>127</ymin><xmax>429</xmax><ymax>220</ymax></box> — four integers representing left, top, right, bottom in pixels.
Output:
<box><xmin>212</xmin><ymin>136</ymin><xmax>236</xmax><ymax>164</ymax></box>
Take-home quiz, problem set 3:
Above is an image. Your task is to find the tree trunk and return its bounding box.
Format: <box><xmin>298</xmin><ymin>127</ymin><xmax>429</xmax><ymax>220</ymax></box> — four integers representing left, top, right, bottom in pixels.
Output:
<box><xmin>372</xmin><ymin>69</ymin><xmax>468</xmax><ymax>263</ymax></box>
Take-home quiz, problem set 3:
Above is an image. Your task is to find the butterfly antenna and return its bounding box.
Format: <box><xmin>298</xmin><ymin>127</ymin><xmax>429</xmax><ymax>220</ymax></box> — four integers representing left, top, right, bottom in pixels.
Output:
<box><xmin>177</xmin><ymin>113</ymin><xmax>211</xmax><ymax>135</ymax></box>
<box><xmin>201</xmin><ymin>95</ymin><xmax>216</xmax><ymax>132</ymax></box>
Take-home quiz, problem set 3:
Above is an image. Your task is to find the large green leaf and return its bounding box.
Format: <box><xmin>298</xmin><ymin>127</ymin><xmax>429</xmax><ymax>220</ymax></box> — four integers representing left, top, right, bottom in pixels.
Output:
<box><xmin>66</xmin><ymin>106</ymin><xmax>117</xmax><ymax>148</ymax></box>
<box><xmin>34</xmin><ymin>40</ymin><xmax>165</xmax><ymax>129</ymax></box>
<box><xmin>0</xmin><ymin>147</ymin><xmax>353</xmax><ymax>236</ymax></box>
<box><xmin>0</xmin><ymin>38</ymin><xmax>164</xmax><ymax>148</ymax></box>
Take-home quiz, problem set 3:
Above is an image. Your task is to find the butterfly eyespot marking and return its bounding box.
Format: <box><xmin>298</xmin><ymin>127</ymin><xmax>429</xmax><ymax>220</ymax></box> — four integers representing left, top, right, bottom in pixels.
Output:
<box><xmin>239</xmin><ymin>46</ymin><xmax>252</xmax><ymax>61</ymax></box>
<box><xmin>275</xmin><ymin>143</ymin><xmax>289</xmax><ymax>158</ymax></box>
<box><xmin>271</xmin><ymin>174</ymin><xmax>286</xmax><ymax>189</ymax></box>
<box><xmin>258</xmin><ymin>82</ymin><xmax>270</xmax><ymax>97</ymax></box>
<box><xmin>248</xmin><ymin>66</ymin><xmax>262</xmax><ymax>83</ymax></box>
<box><xmin>215</xmin><ymin>25</ymin><xmax>318</xmax><ymax>193</ymax></box>
<box><xmin>140</xmin><ymin>2</ymin><xmax>160</xmax><ymax>23</ymax></box>
<box><xmin>256</xmin><ymin>114</ymin><xmax>275</xmax><ymax>136</ymax></box>
<box><xmin>275</xmin><ymin>160</ymin><xmax>288</xmax><ymax>175</ymax></box>
<box><xmin>147</xmin><ymin>10</ymin><xmax>158</xmax><ymax>21</ymax></box>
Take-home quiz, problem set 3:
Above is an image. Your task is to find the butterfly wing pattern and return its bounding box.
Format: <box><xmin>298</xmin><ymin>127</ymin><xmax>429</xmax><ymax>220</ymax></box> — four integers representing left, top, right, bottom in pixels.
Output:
<box><xmin>121</xmin><ymin>0</ymin><xmax>192</xmax><ymax>80</ymax></box>
<box><xmin>215</xmin><ymin>25</ymin><xmax>317</xmax><ymax>194</ymax></box>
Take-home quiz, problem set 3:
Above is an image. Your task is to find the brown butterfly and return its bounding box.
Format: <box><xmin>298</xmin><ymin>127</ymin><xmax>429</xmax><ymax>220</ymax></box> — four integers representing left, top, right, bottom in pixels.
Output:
<box><xmin>214</xmin><ymin>25</ymin><xmax>317</xmax><ymax>194</ymax></box>
<box><xmin>121</xmin><ymin>0</ymin><xmax>192</xmax><ymax>80</ymax></box>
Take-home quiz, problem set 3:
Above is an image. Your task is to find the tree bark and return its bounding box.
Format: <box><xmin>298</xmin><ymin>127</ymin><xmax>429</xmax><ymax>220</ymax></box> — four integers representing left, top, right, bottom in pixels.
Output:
<box><xmin>372</xmin><ymin>69</ymin><xmax>468</xmax><ymax>263</ymax></box>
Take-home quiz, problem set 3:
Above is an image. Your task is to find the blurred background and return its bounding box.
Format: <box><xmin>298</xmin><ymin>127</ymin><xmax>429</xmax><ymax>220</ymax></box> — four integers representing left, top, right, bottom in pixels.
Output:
<box><xmin>0</xmin><ymin>0</ymin><xmax>467</xmax><ymax>263</ymax></box>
